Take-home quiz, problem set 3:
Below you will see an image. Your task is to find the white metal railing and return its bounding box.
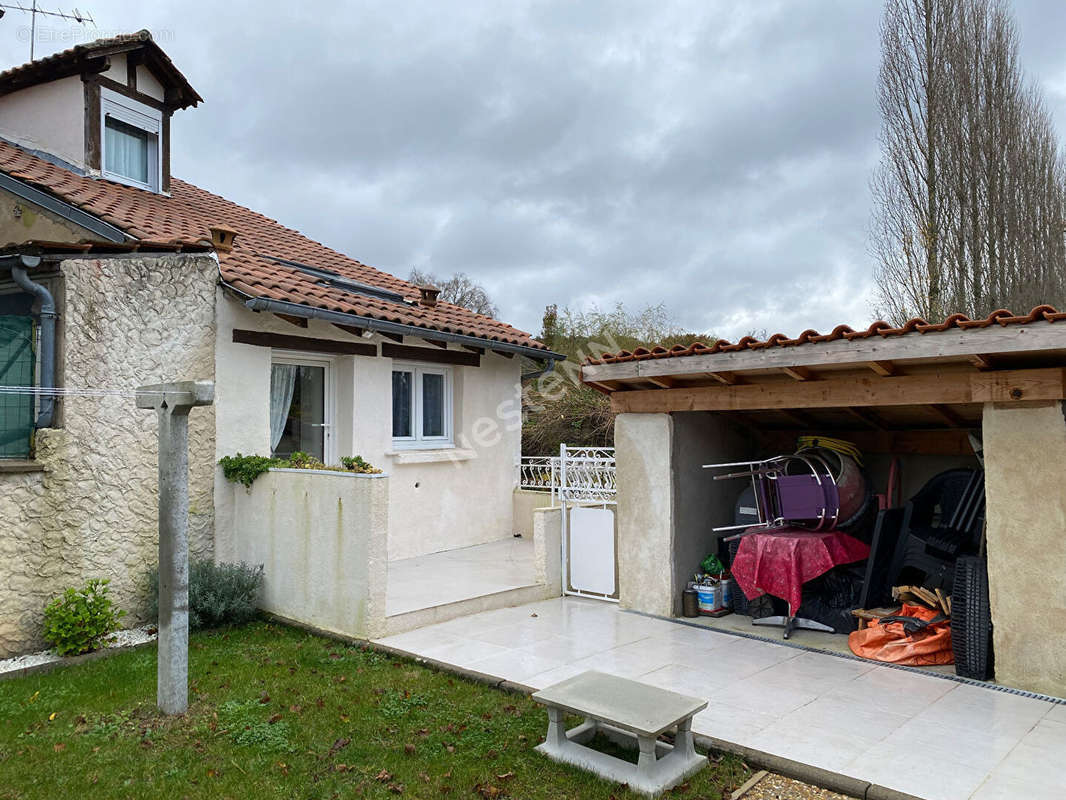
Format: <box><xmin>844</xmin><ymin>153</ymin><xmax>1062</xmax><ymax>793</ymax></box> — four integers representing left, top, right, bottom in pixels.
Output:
<box><xmin>518</xmin><ymin>444</ymin><xmax>615</xmax><ymax>506</ymax></box>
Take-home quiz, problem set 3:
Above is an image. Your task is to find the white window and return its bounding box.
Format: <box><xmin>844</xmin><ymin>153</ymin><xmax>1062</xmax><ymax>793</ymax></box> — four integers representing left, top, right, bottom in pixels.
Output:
<box><xmin>270</xmin><ymin>354</ymin><xmax>335</xmax><ymax>463</ymax></box>
<box><xmin>100</xmin><ymin>88</ymin><xmax>162</xmax><ymax>192</ymax></box>
<box><xmin>392</xmin><ymin>363</ymin><xmax>453</xmax><ymax>449</ymax></box>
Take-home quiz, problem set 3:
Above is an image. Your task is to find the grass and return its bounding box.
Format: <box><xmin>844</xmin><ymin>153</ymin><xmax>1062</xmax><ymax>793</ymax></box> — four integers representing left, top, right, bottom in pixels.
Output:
<box><xmin>0</xmin><ymin>621</ymin><xmax>751</xmax><ymax>799</ymax></box>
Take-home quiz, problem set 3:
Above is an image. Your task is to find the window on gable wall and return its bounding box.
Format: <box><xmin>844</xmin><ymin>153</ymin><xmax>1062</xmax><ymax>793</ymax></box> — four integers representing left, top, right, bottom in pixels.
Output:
<box><xmin>101</xmin><ymin>88</ymin><xmax>162</xmax><ymax>192</ymax></box>
<box><xmin>392</xmin><ymin>363</ymin><xmax>453</xmax><ymax>449</ymax></box>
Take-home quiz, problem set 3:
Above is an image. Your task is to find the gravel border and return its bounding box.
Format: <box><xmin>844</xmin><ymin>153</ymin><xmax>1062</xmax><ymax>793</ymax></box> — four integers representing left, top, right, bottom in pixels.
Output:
<box><xmin>0</xmin><ymin>625</ymin><xmax>157</xmax><ymax>681</ymax></box>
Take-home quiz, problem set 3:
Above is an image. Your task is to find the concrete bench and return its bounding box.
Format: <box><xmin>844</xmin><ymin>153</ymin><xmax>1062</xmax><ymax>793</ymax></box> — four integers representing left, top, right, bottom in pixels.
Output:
<box><xmin>532</xmin><ymin>671</ymin><xmax>708</xmax><ymax>796</ymax></box>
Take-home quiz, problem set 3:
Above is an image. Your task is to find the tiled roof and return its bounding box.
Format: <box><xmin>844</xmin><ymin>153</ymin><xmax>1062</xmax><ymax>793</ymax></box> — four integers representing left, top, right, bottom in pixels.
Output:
<box><xmin>0</xmin><ymin>31</ymin><xmax>201</xmax><ymax>108</ymax></box>
<box><xmin>585</xmin><ymin>305</ymin><xmax>1066</xmax><ymax>365</ymax></box>
<box><xmin>0</xmin><ymin>139</ymin><xmax>549</xmax><ymax>352</ymax></box>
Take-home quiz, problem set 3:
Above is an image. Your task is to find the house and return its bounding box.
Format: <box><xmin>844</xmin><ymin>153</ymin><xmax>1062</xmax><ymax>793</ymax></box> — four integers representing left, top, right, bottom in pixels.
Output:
<box><xmin>581</xmin><ymin>311</ymin><xmax>1066</xmax><ymax>697</ymax></box>
<box><xmin>0</xmin><ymin>31</ymin><xmax>565</xmax><ymax>657</ymax></box>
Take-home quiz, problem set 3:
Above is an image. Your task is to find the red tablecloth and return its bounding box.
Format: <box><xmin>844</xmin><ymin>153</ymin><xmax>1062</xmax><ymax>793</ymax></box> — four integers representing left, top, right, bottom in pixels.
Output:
<box><xmin>730</xmin><ymin>527</ymin><xmax>870</xmax><ymax>613</ymax></box>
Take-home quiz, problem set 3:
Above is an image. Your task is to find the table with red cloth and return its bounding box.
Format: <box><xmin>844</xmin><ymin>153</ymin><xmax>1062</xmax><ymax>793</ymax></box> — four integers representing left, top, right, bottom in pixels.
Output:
<box><xmin>730</xmin><ymin>527</ymin><xmax>870</xmax><ymax>614</ymax></box>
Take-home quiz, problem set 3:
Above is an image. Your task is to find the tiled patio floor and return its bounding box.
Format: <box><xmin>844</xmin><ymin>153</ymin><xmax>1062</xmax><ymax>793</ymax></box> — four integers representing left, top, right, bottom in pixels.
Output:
<box><xmin>374</xmin><ymin>597</ymin><xmax>1066</xmax><ymax>800</ymax></box>
<box><xmin>386</xmin><ymin>537</ymin><xmax>537</xmax><ymax>616</ymax></box>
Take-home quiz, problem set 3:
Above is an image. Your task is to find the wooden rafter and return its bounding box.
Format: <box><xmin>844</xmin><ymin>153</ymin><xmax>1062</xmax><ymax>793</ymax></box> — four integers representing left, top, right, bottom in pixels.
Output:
<box><xmin>971</xmin><ymin>353</ymin><xmax>994</xmax><ymax>370</ymax></box>
<box><xmin>866</xmin><ymin>360</ymin><xmax>896</xmax><ymax>377</ymax></box>
<box><xmin>275</xmin><ymin>313</ymin><xmax>308</xmax><ymax>328</ymax></box>
<box><xmin>844</xmin><ymin>407</ymin><xmax>887</xmax><ymax>430</ymax></box>
<box><xmin>610</xmin><ymin>368</ymin><xmax>1066</xmax><ymax>413</ymax></box>
<box><xmin>706</xmin><ymin>371</ymin><xmax>742</xmax><ymax>385</ymax></box>
<box><xmin>929</xmin><ymin>404</ymin><xmax>968</xmax><ymax>428</ymax></box>
<box><xmin>648</xmin><ymin>376</ymin><xmax>677</xmax><ymax>389</ymax></box>
<box><xmin>783</xmin><ymin>366</ymin><xmax>816</xmax><ymax>381</ymax></box>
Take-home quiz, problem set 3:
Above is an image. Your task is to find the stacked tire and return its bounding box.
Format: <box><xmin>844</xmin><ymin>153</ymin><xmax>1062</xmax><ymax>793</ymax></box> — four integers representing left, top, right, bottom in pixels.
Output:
<box><xmin>952</xmin><ymin>556</ymin><xmax>994</xmax><ymax>680</ymax></box>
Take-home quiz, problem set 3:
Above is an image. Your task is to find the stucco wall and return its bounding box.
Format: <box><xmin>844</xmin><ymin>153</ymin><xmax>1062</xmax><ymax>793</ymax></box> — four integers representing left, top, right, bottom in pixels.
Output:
<box><xmin>0</xmin><ymin>187</ymin><xmax>109</xmax><ymax>249</ymax></box>
<box><xmin>213</xmin><ymin>296</ymin><xmax>523</xmax><ymax>564</ymax></box>
<box><xmin>0</xmin><ymin>76</ymin><xmax>85</xmax><ymax>169</ymax></box>
<box><xmin>983</xmin><ymin>401</ymin><xmax>1066</xmax><ymax>696</ymax></box>
<box><xmin>615</xmin><ymin>413</ymin><xmax>676</xmax><ymax>616</ymax></box>
<box><xmin>513</xmin><ymin>488</ymin><xmax>551</xmax><ymax>539</ymax></box>
<box><xmin>228</xmin><ymin>469</ymin><xmax>389</xmax><ymax>639</ymax></box>
<box><xmin>0</xmin><ymin>254</ymin><xmax>217</xmax><ymax>657</ymax></box>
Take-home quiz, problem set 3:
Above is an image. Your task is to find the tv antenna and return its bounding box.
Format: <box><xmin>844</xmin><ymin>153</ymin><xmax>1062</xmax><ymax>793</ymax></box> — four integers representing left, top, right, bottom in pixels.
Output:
<box><xmin>0</xmin><ymin>2</ymin><xmax>96</xmax><ymax>61</ymax></box>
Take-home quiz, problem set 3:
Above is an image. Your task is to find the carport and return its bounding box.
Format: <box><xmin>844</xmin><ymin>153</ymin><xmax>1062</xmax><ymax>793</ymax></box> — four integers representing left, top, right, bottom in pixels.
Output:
<box><xmin>581</xmin><ymin>305</ymin><xmax>1066</xmax><ymax>697</ymax></box>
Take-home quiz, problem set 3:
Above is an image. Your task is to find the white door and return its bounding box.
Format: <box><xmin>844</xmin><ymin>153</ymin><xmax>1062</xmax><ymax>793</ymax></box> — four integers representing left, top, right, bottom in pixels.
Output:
<box><xmin>565</xmin><ymin>503</ymin><xmax>618</xmax><ymax>600</ymax></box>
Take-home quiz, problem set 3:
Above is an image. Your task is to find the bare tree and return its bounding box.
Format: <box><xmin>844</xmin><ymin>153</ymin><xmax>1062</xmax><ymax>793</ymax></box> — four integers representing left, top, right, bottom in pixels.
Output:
<box><xmin>872</xmin><ymin>0</ymin><xmax>1066</xmax><ymax>324</ymax></box>
<box><xmin>408</xmin><ymin>269</ymin><xmax>499</xmax><ymax>318</ymax></box>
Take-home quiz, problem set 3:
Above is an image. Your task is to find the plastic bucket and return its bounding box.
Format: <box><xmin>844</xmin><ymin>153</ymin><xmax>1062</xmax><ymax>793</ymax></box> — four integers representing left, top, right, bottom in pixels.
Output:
<box><xmin>696</xmin><ymin>583</ymin><xmax>721</xmax><ymax>613</ymax></box>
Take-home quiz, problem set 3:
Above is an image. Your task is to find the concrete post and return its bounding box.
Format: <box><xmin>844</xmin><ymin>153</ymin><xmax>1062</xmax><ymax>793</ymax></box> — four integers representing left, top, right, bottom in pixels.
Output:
<box><xmin>136</xmin><ymin>381</ymin><xmax>214</xmax><ymax>715</ymax></box>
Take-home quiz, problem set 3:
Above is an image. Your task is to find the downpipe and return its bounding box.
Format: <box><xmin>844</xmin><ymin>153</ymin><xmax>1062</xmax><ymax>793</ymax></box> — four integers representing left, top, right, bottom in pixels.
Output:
<box><xmin>10</xmin><ymin>255</ymin><xmax>56</xmax><ymax>428</ymax></box>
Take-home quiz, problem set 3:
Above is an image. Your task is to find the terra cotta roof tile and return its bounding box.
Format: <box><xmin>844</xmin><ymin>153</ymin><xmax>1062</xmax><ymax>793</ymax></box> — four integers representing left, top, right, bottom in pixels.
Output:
<box><xmin>0</xmin><ymin>138</ymin><xmax>547</xmax><ymax>351</ymax></box>
<box><xmin>584</xmin><ymin>304</ymin><xmax>1066</xmax><ymax>365</ymax></box>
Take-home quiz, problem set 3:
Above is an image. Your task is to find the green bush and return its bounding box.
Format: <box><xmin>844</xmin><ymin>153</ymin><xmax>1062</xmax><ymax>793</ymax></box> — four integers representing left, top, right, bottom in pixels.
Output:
<box><xmin>42</xmin><ymin>579</ymin><xmax>126</xmax><ymax>656</ymax></box>
<box><xmin>148</xmin><ymin>561</ymin><xmax>263</xmax><ymax>631</ymax></box>
<box><xmin>219</xmin><ymin>452</ymin><xmax>381</xmax><ymax>487</ymax></box>
<box><xmin>219</xmin><ymin>453</ymin><xmax>280</xmax><ymax>487</ymax></box>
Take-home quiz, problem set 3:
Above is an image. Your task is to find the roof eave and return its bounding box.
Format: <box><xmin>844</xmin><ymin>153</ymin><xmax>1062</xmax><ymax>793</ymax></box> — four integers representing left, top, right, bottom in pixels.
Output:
<box><xmin>230</xmin><ymin>287</ymin><xmax>566</xmax><ymax>363</ymax></box>
<box><xmin>581</xmin><ymin>319</ymin><xmax>1066</xmax><ymax>387</ymax></box>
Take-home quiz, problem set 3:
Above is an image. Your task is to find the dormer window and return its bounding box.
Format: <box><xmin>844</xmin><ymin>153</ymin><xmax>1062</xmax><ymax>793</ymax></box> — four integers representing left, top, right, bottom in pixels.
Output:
<box><xmin>101</xmin><ymin>88</ymin><xmax>161</xmax><ymax>192</ymax></box>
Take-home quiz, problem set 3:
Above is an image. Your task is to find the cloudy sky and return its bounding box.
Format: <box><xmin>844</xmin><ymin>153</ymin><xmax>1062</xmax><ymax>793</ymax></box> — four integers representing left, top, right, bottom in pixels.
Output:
<box><xmin>3</xmin><ymin>1</ymin><xmax>1066</xmax><ymax>341</ymax></box>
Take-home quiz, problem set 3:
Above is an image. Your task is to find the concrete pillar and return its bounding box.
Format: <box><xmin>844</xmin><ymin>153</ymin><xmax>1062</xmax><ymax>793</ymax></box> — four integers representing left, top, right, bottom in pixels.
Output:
<box><xmin>533</xmin><ymin>506</ymin><xmax>563</xmax><ymax>594</ymax></box>
<box><xmin>137</xmin><ymin>381</ymin><xmax>214</xmax><ymax>715</ymax></box>
<box><xmin>615</xmin><ymin>413</ymin><xmax>675</xmax><ymax>616</ymax></box>
<box><xmin>983</xmin><ymin>401</ymin><xmax>1066</xmax><ymax>696</ymax></box>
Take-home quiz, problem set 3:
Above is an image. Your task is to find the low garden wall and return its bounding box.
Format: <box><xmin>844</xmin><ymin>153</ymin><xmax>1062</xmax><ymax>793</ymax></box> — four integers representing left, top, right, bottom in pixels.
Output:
<box><xmin>228</xmin><ymin>469</ymin><xmax>389</xmax><ymax>639</ymax></box>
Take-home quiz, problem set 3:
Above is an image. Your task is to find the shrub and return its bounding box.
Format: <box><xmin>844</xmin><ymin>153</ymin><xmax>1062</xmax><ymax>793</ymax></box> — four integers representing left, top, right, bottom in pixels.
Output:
<box><xmin>42</xmin><ymin>579</ymin><xmax>126</xmax><ymax>656</ymax></box>
<box><xmin>219</xmin><ymin>452</ymin><xmax>381</xmax><ymax>487</ymax></box>
<box><xmin>148</xmin><ymin>561</ymin><xmax>264</xmax><ymax>630</ymax></box>
<box><xmin>219</xmin><ymin>453</ymin><xmax>280</xmax><ymax>487</ymax></box>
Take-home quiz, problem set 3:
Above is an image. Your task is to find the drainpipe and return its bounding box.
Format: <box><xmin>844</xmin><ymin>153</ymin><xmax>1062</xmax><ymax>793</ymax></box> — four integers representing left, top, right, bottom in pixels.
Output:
<box><xmin>521</xmin><ymin>358</ymin><xmax>558</xmax><ymax>383</ymax></box>
<box><xmin>10</xmin><ymin>255</ymin><xmax>56</xmax><ymax>428</ymax></box>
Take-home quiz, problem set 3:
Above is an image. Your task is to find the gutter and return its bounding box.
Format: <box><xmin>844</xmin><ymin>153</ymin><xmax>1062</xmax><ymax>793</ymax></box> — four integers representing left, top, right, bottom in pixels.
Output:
<box><xmin>4</xmin><ymin>254</ymin><xmax>56</xmax><ymax>428</ymax></box>
<box><xmin>236</xmin><ymin>291</ymin><xmax>567</xmax><ymax>365</ymax></box>
<box><xmin>0</xmin><ymin>172</ymin><xmax>129</xmax><ymax>244</ymax></box>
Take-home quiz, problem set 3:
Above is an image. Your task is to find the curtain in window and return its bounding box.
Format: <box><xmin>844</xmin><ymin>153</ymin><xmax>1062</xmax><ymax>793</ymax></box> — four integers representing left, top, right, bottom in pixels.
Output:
<box><xmin>104</xmin><ymin>117</ymin><xmax>150</xmax><ymax>183</ymax></box>
<box><xmin>269</xmin><ymin>364</ymin><xmax>297</xmax><ymax>452</ymax></box>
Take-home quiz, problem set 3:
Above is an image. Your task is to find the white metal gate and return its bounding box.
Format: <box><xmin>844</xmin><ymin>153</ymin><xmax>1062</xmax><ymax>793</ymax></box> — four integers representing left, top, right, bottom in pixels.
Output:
<box><xmin>519</xmin><ymin>445</ymin><xmax>618</xmax><ymax>601</ymax></box>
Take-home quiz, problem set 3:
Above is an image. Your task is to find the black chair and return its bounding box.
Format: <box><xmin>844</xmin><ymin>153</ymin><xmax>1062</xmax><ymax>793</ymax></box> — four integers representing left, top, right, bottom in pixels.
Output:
<box><xmin>857</xmin><ymin>507</ymin><xmax>905</xmax><ymax>609</ymax></box>
<box><xmin>885</xmin><ymin>468</ymin><xmax>985</xmax><ymax>591</ymax></box>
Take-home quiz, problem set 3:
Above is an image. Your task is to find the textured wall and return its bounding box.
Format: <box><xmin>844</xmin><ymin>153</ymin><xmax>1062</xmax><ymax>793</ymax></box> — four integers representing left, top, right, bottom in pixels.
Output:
<box><xmin>0</xmin><ymin>254</ymin><xmax>217</xmax><ymax>657</ymax></box>
<box><xmin>228</xmin><ymin>469</ymin><xmax>389</xmax><ymax>639</ymax></box>
<box><xmin>983</xmin><ymin>401</ymin><xmax>1066</xmax><ymax>696</ymax></box>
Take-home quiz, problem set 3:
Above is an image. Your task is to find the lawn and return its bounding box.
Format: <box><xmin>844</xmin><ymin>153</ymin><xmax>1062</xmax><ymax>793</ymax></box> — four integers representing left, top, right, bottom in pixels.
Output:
<box><xmin>0</xmin><ymin>621</ymin><xmax>751</xmax><ymax>799</ymax></box>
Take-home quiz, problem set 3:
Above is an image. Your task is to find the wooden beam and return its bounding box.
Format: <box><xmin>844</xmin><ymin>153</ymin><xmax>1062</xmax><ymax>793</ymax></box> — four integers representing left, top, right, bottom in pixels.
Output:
<box><xmin>586</xmin><ymin>381</ymin><xmax>616</xmax><ymax>395</ymax></box>
<box><xmin>866</xmin><ymin>360</ymin><xmax>896</xmax><ymax>377</ymax></box>
<box><xmin>232</xmin><ymin>329</ymin><xmax>376</xmax><ymax>357</ymax></box>
<box><xmin>423</xmin><ymin>339</ymin><xmax>448</xmax><ymax>349</ymax></box>
<box><xmin>275</xmin><ymin>314</ymin><xmax>308</xmax><ymax>328</ymax></box>
<box><xmin>462</xmin><ymin>345</ymin><xmax>485</xmax><ymax>355</ymax></box>
<box><xmin>497</xmin><ymin>351</ymin><xmax>515</xmax><ymax>358</ymax></box>
<box><xmin>380</xmin><ymin>331</ymin><xmax>404</xmax><ymax>343</ymax></box>
<box><xmin>778</xmin><ymin>408</ymin><xmax>820</xmax><ymax>428</ymax></box>
<box><xmin>783</xmin><ymin>366</ymin><xmax>816</xmax><ymax>381</ymax></box>
<box><xmin>971</xmin><ymin>353</ymin><xmax>994</xmax><ymax>370</ymax></box>
<box><xmin>648</xmin><ymin>376</ymin><xmax>677</xmax><ymax>389</ymax></box>
<box><xmin>610</xmin><ymin>368</ymin><xmax>1066</xmax><ymax>413</ymax></box>
<box><xmin>381</xmin><ymin>342</ymin><xmax>480</xmax><ymax>367</ymax></box>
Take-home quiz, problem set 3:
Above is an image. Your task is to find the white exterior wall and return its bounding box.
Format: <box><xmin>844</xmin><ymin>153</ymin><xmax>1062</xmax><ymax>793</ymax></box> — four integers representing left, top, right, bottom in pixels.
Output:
<box><xmin>228</xmin><ymin>469</ymin><xmax>389</xmax><ymax>639</ymax></box>
<box><xmin>0</xmin><ymin>76</ymin><xmax>85</xmax><ymax>168</ymax></box>
<box><xmin>213</xmin><ymin>295</ymin><xmax>523</xmax><ymax>564</ymax></box>
<box><xmin>0</xmin><ymin>254</ymin><xmax>217</xmax><ymax>657</ymax></box>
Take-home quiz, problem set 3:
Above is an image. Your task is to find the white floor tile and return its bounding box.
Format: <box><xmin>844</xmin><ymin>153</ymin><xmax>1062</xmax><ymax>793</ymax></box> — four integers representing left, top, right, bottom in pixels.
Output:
<box><xmin>823</xmin><ymin>664</ymin><xmax>956</xmax><ymax>716</ymax></box>
<box><xmin>747</xmin><ymin>721</ymin><xmax>880</xmax><ymax>773</ymax></box>
<box><xmin>848</xmin><ymin>750</ymin><xmax>987</xmax><ymax>800</ymax></box>
<box><xmin>691</xmin><ymin>704</ymin><xmax>778</xmax><ymax>745</ymax></box>
<box><xmin>874</xmin><ymin>716</ymin><xmax>1023</xmax><ymax>770</ymax></box>
<box><xmin>916</xmin><ymin>683</ymin><xmax>1053</xmax><ymax>739</ymax></box>
<box><xmin>773</xmin><ymin>694</ymin><xmax>909</xmax><ymax>742</ymax></box>
<box><xmin>969</xmin><ymin>772</ymin><xmax>1048</xmax><ymax>800</ymax></box>
<box><xmin>523</xmin><ymin>662</ymin><xmax>594</xmax><ymax>690</ymax></box>
<box><xmin>415</xmin><ymin>638</ymin><xmax>513</xmax><ymax>668</ymax></box>
<box><xmin>464</xmin><ymin>648</ymin><xmax>568</xmax><ymax>683</ymax></box>
<box><xmin>1041</xmin><ymin>702</ymin><xmax>1066</xmax><ymax>725</ymax></box>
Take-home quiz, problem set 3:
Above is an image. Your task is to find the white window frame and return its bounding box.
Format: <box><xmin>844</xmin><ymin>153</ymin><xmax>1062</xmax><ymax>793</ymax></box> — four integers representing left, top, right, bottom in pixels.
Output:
<box><xmin>391</xmin><ymin>362</ymin><xmax>453</xmax><ymax>450</ymax></box>
<box><xmin>271</xmin><ymin>352</ymin><xmax>336</xmax><ymax>464</ymax></box>
<box><xmin>100</xmin><ymin>87</ymin><xmax>162</xmax><ymax>192</ymax></box>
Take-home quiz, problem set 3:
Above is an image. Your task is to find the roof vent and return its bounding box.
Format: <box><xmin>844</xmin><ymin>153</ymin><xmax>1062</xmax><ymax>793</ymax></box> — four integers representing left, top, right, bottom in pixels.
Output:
<box><xmin>418</xmin><ymin>285</ymin><xmax>441</xmax><ymax>308</ymax></box>
<box><xmin>209</xmin><ymin>225</ymin><xmax>239</xmax><ymax>252</ymax></box>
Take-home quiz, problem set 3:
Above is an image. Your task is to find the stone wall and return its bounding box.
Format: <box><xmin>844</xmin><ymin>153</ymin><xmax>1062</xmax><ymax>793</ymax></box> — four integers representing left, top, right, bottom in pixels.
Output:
<box><xmin>0</xmin><ymin>254</ymin><xmax>217</xmax><ymax>657</ymax></box>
